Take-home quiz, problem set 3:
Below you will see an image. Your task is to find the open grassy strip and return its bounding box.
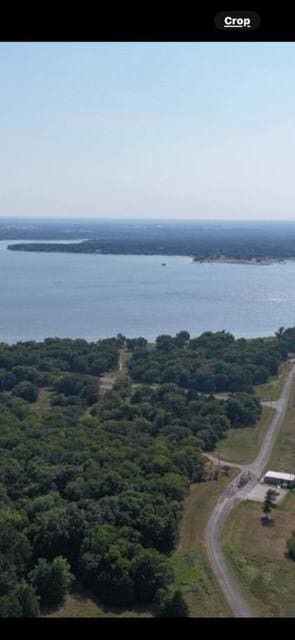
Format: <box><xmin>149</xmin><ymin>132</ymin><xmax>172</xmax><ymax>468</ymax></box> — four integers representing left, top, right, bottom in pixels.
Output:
<box><xmin>222</xmin><ymin>494</ymin><xmax>295</xmax><ymax>617</ymax></box>
<box><xmin>171</xmin><ymin>471</ymin><xmax>237</xmax><ymax>617</ymax></box>
<box><xmin>214</xmin><ymin>406</ymin><xmax>274</xmax><ymax>466</ymax></box>
<box><xmin>113</xmin><ymin>348</ymin><xmax>132</xmax><ymax>380</ymax></box>
<box><xmin>119</xmin><ymin>348</ymin><xmax>132</xmax><ymax>372</ymax></box>
<box><xmin>30</xmin><ymin>387</ymin><xmax>51</xmax><ymax>416</ymax></box>
<box><xmin>255</xmin><ymin>361</ymin><xmax>290</xmax><ymax>402</ymax></box>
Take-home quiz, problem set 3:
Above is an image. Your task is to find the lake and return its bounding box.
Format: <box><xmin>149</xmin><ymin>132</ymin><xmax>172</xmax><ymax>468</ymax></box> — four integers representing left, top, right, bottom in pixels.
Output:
<box><xmin>0</xmin><ymin>240</ymin><xmax>295</xmax><ymax>343</ymax></box>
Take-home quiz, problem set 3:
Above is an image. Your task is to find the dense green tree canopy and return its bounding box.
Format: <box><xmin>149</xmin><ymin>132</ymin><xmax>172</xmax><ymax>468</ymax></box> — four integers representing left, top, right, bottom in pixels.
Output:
<box><xmin>0</xmin><ymin>329</ymin><xmax>289</xmax><ymax>617</ymax></box>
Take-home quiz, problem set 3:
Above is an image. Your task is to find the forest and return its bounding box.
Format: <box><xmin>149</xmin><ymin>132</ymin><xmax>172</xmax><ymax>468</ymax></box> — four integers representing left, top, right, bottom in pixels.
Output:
<box><xmin>0</xmin><ymin>327</ymin><xmax>294</xmax><ymax>617</ymax></box>
<box><xmin>6</xmin><ymin>220</ymin><xmax>295</xmax><ymax>260</ymax></box>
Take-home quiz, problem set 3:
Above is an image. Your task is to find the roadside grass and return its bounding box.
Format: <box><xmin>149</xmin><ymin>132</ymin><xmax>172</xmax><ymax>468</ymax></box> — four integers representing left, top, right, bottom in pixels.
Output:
<box><xmin>266</xmin><ymin>382</ymin><xmax>295</xmax><ymax>473</ymax></box>
<box><xmin>172</xmin><ymin>471</ymin><xmax>237</xmax><ymax>617</ymax></box>
<box><xmin>222</xmin><ymin>493</ymin><xmax>295</xmax><ymax>617</ymax></box>
<box><xmin>215</xmin><ymin>406</ymin><xmax>274</xmax><ymax>465</ymax></box>
<box><xmin>255</xmin><ymin>361</ymin><xmax>290</xmax><ymax>402</ymax></box>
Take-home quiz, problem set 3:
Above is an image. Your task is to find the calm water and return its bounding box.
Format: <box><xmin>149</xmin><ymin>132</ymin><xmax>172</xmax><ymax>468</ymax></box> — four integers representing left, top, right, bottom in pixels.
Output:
<box><xmin>1</xmin><ymin>240</ymin><xmax>295</xmax><ymax>343</ymax></box>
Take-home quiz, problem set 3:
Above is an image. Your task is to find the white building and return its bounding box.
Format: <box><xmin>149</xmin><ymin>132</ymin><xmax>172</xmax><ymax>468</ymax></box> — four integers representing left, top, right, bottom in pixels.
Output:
<box><xmin>262</xmin><ymin>470</ymin><xmax>295</xmax><ymax>489</ymax></box>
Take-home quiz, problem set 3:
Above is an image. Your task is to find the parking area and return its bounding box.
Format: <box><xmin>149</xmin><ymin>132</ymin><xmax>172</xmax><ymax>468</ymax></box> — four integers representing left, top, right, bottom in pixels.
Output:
<box><xmin>246</xmin><ymin>482</ymin><xmax>288</xmax><ymax>504</ymax></box>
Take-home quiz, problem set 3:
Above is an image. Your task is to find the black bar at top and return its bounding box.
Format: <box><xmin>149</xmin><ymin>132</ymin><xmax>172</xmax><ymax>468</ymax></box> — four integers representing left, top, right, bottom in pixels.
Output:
<box><xmin>1</xmin><ymin>6</ymin><xmax>295</xmax><ymax>42</ymax></box>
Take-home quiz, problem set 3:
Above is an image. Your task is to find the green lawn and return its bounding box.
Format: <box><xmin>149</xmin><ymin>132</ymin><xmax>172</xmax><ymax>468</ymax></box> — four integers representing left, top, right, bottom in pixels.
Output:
<box><xmin>172</xmin><ymin>471</ymin><xmax>236</xmax><ymax>617</ymax></box>
<box><xmin>222</xmin><ymin>494</ymin><xmax>295</xmax><ymax>617</ymax></box>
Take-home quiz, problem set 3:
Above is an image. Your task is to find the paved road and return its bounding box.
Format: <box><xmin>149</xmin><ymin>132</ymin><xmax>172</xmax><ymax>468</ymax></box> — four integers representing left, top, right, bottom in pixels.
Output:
<box><xmin>204</xmin><ymin>360</ymin><xmax>295</xmax><ymax>618</ymax></box>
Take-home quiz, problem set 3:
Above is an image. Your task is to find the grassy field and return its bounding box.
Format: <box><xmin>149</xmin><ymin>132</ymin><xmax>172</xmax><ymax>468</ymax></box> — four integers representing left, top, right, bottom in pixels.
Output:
<box><xmin>222</xmin><ymin>493</ymin><xmax>295</xmax><ymax>617</ymax></box>
<box><xmin>172</xmin><ymin>471</ymin><xmax>237</xmax><ymax>617</ymax></box>
<box><xmin>267</xmin><ymin>382</ymin><xmax>295</xmax><ymax>473</ymax></box>
<box><xmin>215</xmin><ymin>406</ymin><xmax>274</xmax><ymax>465</ymax></box>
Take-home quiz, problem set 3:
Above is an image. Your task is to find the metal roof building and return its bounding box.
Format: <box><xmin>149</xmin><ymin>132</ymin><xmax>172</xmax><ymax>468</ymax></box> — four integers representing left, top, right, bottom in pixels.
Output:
<box><xmin>262</xmin><ymin>470</ymin><xmax>295</xmax><ymax>488</ymax></box>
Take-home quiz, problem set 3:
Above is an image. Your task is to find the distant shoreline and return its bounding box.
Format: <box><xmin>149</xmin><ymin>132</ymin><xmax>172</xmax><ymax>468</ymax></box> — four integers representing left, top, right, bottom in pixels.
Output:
<box><xmin>5</xmin><ymin>242</ymin><xmax>290</xmax><ymax>265</ymax></box>
<box><xmin>191</xmin><ymin>256</ymin><xmax>286</xmax><ymax>266</ymax></box>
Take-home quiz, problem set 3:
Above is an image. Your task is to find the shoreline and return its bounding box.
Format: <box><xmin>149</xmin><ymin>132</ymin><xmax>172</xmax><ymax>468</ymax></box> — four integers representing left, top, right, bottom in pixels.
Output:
<box><xmin>4</xmin><ymin>242</ymin><xmax>290</xmax><ymax>265</ymax></box>
<box><xmin>191</xmin><ymin>257</ymin><xmax>287</xmax><ymax>266</ymax></box>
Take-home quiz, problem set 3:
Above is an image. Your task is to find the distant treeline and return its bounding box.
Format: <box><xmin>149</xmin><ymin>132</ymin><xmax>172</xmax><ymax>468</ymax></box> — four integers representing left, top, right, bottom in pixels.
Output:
<box><xmin>0</xmin><ymin>327</ymin><xmax>295</xmax><ymax>617</ymax></box>
<box><xmin>6</xmin><ymin>220</ymin><xmax>295</xmax><ymax>259</ymax></box>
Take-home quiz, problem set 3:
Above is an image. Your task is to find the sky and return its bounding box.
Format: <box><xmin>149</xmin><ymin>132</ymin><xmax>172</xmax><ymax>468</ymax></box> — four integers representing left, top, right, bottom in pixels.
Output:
<box><xmin>0</xmin><ymin>42</ymin><xmax>295</xmax><ymax>220</ymax></box>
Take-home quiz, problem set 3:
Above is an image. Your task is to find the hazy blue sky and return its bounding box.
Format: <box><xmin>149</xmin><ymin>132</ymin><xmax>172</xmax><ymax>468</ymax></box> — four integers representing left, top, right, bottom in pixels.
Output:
<box><xmin>0</xmin><ymin>42</ymin><xmax>295</xmax><ymax>220</ymax></box>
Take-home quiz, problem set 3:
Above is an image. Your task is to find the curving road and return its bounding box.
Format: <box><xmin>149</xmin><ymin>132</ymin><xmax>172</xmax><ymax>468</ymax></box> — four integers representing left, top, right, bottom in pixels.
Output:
<box><xmin>204</xmin><ymin>360</ymin><xmax>295</xmax><ymax>618</ymax></box>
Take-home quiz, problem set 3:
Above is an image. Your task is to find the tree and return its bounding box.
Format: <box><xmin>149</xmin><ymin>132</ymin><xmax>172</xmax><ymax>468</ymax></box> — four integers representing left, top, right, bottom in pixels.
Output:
<box><xmin>155</xmin><ymin>587</ymin><xmax>189</xmax><ymax>617</ymax></box>
<box><xmin>0</xmin><ymin>371</ymin><xmax>17</xmax><ymax>391</ymax></box>
<box><xmin>92</xmin><ymin>558</ymin><xmax>135</xmax><ymax>606</ymax></box>
<box><xmin>17</xmin><ymin>582</ymin><xmax>40</xmax><ymax>617</ymax></box>
<box><xmin>0</xmin><ymin>580</ymin><xmax>39</xmax><ymax>618</ymax></box>
<box><xmin>262</xmin><ymin>488</ymin><xmax>277</xmax><ymax>525</ymax></box>
<box><xmin>12</xmin><ymin>381</ymin><xmax>38</xmax><ymax>403</ymax></box>
<box><xmin>174</xmin><ymin>331</ymin><xmax>190</xmax><ymax>348</ymax></box>
<box><xmin>0</xmin><ymin>507</ymin><xmax>32</xmax><ymax>576</ymax></box>
<box><xmin>222</xmin><ymin>465</ymin><xmax>230</xmax><ymax>476</ymax></box>
<box><xmin>126</xmin><ymin>337</ymin><xmax>147</xmax><ymax>350</ymax></box>
<box><xmin>155</xmin><ymin>335</ymin><xmax>174</xmax><ymax>352</ymax></box>
<box><xmin>287</xmin><ymin>533</ymin><xmax>295</xmax><ymax>560</ymax></box>
<box><xmin>0</xmin><ymin>592</ymin><xmax>22</xmax><ymax>617</ymax></box>
<box><xmin>54</xmin><ymin>374</ymin><xmax>98</xmax><ymax>406</ymax></box>
<box><xmin>78</xmin><ymin>524</ymin><xmax>136</xmax><ymax>606</ymax></box>
<box><xmin>226</xmin><ymin>395</ymin><xmax>260</xmax><ymax>428</ymax></box>
<box><xmin>130</xmin><ymin>548</ymin><xmax>173</xmax><ymax>603</ymax></box>
<box><xmin>29</xmin><ymin>556</ymin><xmax>73</xmax><ymax>607</ymax></box>
<box><xmin>28</xmin><ymin>507</ymin><xmax>74</xmax><ymax>560</ymax></box>
<box><xmin>275</xmin><ymin>327</ymin><xmax>285</xmax><ymax>338</ymax></box>
<box><xmin>113</xmin><ymin>375</ymin><xmax>132</xmax><ymax>398</ymax></box>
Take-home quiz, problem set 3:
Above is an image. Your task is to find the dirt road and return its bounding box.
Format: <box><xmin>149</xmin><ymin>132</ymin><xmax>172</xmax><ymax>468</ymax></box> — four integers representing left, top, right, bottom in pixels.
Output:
<box><xmin>204</xmin><ymin>361</ymin><xmax>295</xmax><ymax>618</ymax></box>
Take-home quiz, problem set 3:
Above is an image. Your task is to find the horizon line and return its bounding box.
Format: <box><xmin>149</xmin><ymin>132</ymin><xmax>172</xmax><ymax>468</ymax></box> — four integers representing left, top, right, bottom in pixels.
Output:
<box><xmin>1</xmin><ymin>216</ymin><xmax>295</xmax><ymax>223</ymax></box>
